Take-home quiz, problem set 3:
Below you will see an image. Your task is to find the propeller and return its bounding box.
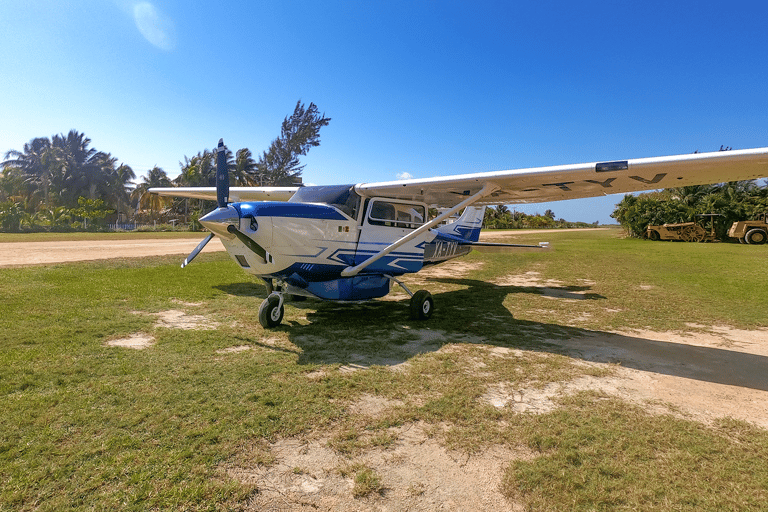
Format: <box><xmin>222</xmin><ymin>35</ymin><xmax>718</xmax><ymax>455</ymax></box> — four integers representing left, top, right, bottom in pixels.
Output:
<box><xmin>181</xmin><ymin>233</ymin><xmax>214</xmax><ymax>268</ymax></box>
<box><xmin>181</xmin><ymin>138</ymin><xmax>270</xmax><ymax>268</ymax></box>
<box><xmin>180</xmin><ymin>139</ymin><xmax>229</xmax><ymax>268</ymax></box>
<box><xmin>215</xmin><ymin>138</ymin><xmax>228</xmax><ymax>208</ymax></box>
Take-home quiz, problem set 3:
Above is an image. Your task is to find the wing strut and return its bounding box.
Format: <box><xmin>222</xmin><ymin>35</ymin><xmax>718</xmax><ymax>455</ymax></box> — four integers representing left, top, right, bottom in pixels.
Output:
<box><xmin>341</xmin><ymin>183</ymin><xmax>499</xmax><ymax>277</ymax></box>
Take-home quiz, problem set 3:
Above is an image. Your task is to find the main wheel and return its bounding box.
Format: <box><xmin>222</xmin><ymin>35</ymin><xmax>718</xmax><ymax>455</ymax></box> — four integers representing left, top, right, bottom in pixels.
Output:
<box><xmin>409</xmin><ymin>290</ymin><xmax>434</xmax><ymax>320</ymax></box>
<box><xmin>745</xmin><ymin>229</ymin><xmax>767</xmax><ymax>245</ymax></box>
<box><xmin>258</xmin><ymin>295</ymin><xmax>284</xmax><ymax>328</ymax></box>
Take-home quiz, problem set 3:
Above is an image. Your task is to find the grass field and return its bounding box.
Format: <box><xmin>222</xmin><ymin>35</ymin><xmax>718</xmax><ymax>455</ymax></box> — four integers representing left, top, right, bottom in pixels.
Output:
<box><xmin>1</xmin><ymin>229</ymin><xmax>767</xmax><ymax>510</ymax></box>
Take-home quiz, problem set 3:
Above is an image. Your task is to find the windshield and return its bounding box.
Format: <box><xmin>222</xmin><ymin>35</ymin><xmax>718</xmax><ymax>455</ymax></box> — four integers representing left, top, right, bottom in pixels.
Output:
<box><xmin>288</xmin><ymin>184</ymin><xmax>360</xmax><ymax>219</ymax></box>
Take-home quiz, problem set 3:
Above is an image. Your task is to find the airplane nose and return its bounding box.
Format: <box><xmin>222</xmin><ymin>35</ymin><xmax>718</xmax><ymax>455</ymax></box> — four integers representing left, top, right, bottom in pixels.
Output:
<box><xmin>199</xmin><ymin>206</ymin><xmax>239</xmax><ymax>238</ymax></box>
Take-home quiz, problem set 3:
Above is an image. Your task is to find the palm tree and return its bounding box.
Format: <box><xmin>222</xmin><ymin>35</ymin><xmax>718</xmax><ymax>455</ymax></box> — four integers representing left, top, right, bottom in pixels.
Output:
<box><xmin>177</xmin><ymin>151</ymin><xmax>215</xmax><ymax>187</ymax></box>
<box><xmin>669</xmin><ymin>184</ymin><xmax>716</xmax><ymax>208</ymax></box>
<box><xmin>52</xmin><ymin>131</ymin><xmax>107</xmax><ymax>206</ymax></box>
<box><xmin>109</xmin><ymin>163</ymin><xmax>136</xmax><ymax>223</ymax></box>
<box><xmin>132</xmin><ymin>166</ymin><xmax>172</xmax><ymax>221</ymax></box>
<box><xmin>2</xmin><ymin>136</ymin><xmax>64</xmax><ymax>209</ymax></box>
<box><xmin>234</xmin><ymin>148</ymin><xmax>258</xmax><ymax>186</ymax></box>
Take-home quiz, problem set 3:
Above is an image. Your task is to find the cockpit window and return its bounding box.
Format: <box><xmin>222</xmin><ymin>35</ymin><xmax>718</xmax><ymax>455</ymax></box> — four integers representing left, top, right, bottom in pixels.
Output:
<box><xmin>288</xmin><ymin>184</ymin><xmax>360</xmax><ymax>219</ymax></box>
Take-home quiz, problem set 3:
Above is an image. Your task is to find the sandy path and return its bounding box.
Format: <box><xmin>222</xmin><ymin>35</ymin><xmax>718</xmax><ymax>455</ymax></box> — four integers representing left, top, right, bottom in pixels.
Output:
<box><xmin>0</xmin><ymin>237</ymin><xmax>224</xmax><ymax>267</ymax></box>
<box><xmin>479</xmin><ymin>227</ymin><xmax>612</xmax><ymax>238</ymax></box>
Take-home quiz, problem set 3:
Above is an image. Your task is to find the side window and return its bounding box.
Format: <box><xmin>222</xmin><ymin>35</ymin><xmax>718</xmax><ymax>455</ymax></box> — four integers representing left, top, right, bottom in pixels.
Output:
<box><xmin>369</xmin><ymin>201</ymin><xmax>397</xmax><ymax>226</ymax></box>
<box><xmin>368</xmin><ymin>200</ymin><xmax>425</xmax><ymax>229</ymax></box>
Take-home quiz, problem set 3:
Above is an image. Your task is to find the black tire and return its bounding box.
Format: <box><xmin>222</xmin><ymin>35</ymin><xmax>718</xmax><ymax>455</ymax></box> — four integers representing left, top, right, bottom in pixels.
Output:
<box><xmin>745</xmin><ymin>229</ymin><xmax>767</xmax><ymax>245</ymax></box>
<box><xmin>258</xmin><ymin>295</ymin><xmax>284</xmax><ymax>328</ymax></box>
<box><xmin>409</xmin><ymin>290</ymin><xmax>434</xmax><ymax>320</ymax></box>
<box><xmin>649</xmin><ymin>230</ymin><xmax>660</xmax><ymax>241</ymax></box>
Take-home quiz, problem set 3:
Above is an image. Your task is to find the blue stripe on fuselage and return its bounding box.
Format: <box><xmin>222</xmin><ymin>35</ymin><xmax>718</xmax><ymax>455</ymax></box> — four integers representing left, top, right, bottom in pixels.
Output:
<box><xmin>234</xmin><ymin>202</ymin><xmax>347</xmax><ymax>220</ymax></box>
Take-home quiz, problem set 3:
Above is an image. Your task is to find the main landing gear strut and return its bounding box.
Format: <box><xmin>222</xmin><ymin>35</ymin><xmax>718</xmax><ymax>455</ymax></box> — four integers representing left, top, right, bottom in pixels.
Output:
<box><xmin>256</xmin><ymin>276</ymin><xmax>435</xmax><ymax>329</ymax></box>
<box><xmin>386</xmin><ymin>275</ymin><xmax>434</xmax><ymax>321</ymax></box>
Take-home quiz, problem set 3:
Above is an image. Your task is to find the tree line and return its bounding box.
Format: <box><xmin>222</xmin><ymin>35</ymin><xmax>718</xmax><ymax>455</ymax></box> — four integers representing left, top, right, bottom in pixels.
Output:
<box><xmin>611</xmin><ymin>180</ymin><xmax>768</xmax><ymax>239</ymax></box>
<box><xmin>0</xmin><ymin>101</ymin><xmax>330</xmax><ymax>231</ymax></box>
<box><xmin>483</xmin><ymin>205</ymin><xmax>600</xmax><ymax>229</ymax></box>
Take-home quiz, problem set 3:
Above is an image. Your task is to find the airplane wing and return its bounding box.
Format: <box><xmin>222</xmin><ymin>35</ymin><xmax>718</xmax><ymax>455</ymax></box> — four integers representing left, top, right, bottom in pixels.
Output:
<box><xmin>354</xmin><ymin>147</ymin><xmax>768</xmax><ymax>207</ymax></box>
<box><xmin>148</xmin><ymin>186</ymin><xmax>299</xmax><ymax>202</ymax></box>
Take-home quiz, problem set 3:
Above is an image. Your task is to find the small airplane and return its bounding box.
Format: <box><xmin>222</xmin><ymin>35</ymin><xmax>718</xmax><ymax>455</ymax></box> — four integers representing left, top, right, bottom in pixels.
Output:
<box><xmin>151</xmin><ymin>140</ymin><xmax>768</xmax><ymax>328</ymax></box>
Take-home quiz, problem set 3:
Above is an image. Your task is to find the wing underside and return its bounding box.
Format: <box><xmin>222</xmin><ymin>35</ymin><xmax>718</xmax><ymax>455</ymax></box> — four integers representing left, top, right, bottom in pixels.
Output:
<box><xmin>355</xmin><ymin>147</ymin><xmax>768</xmax><ymax>207</ymax></box>
<box><xmin>148</xmin><ymin>186</ymin><xmax>299</xmax><ymax>202</ymax></box>
<box><xmin>147</xmin><ymin>148</ymin><xmax>768</xmax><ymax>209</ymax></box>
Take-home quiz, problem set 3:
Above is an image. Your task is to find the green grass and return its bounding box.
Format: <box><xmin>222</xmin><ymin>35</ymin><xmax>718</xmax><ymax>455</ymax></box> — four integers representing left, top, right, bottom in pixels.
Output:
<box><xmin>502</xmin><ymin>393</ymin><xmax>768</xmax><ymax>511</ymax></box>
<box><xmin>339</xmin><ymin>463</ymin><xmax>384</xmax><ymax>498</ymax></box>
<box><xmin>1</xmin><ymin>230</ymin><xmax>767</xmax><ymax>510</ymax></box>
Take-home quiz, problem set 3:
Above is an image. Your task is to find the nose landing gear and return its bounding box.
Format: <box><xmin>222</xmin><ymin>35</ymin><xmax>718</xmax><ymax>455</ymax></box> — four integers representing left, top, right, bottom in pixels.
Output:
<box><xmin>258</xmin><ymin>293</ymin><xmax>284</xmax><ymax>328</ymax></box>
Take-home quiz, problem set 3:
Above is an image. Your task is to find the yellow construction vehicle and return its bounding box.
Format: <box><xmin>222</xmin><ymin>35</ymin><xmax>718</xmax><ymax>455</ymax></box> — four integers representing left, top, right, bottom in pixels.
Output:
<box><xmin>728</xmin><ymin>213</ymin><xmax>768</xmax><ymax>245</ymax></box>
<box><xmin>646</xmin><ymin>214</ymin><xmax>721</xmax><ymax>242</ymax></box>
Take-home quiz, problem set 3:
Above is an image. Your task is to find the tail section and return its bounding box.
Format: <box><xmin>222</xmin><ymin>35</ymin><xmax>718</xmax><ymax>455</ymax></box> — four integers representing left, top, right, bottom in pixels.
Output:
<box><xmin>434</xmin><ymin>206</ymin><xmax>486</xmax><ymax>242</ymax></box>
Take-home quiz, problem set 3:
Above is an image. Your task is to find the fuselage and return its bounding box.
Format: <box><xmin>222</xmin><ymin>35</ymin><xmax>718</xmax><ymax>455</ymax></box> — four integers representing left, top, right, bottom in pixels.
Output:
<box><xmin>199</xmin><ymin>185</ymin><xmax>476</xmax><ymax>301</ymax></box>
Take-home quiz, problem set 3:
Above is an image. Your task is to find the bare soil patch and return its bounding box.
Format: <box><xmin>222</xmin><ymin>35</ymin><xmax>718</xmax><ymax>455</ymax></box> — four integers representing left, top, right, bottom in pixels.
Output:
<box><xmin>231</xmin><ymin>422</ymin><xmax>528</xmax><ymax>512</ymax></box>
<box><xmin>106</xmin><ymin>333</ymin><xmax>155</xmax><ymax>350</ymax></box>
<box><xmin>107</xmin><ymin>309</ymin><xmax>219</xmax><ymax>350</ymax></box>
<box><xmin>152</xmin><ymin>309</ymin><xmax>219</xmax><ymax>330</ymax></box>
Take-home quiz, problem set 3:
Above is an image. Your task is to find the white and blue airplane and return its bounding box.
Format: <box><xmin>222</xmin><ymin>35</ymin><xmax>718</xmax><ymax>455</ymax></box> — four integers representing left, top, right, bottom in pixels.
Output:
<box><xmin>151</xmin><ymin>141</ymin><xmax>768</xmax><ymax>328</ymax></box>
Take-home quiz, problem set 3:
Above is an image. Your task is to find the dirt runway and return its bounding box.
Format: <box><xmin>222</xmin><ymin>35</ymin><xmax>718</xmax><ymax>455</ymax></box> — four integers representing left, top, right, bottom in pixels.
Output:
<box><xmin>0</xmin><ymin>237</ymin><xmax>225</xmax><ymax>267</ymax></box>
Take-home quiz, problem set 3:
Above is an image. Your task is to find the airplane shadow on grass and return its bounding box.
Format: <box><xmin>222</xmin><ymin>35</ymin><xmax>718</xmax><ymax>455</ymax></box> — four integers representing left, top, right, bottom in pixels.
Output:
<box><xmin>216</xmin><ymin>278</ymin><xmax>768</xmax><ymax>392</ymax></box>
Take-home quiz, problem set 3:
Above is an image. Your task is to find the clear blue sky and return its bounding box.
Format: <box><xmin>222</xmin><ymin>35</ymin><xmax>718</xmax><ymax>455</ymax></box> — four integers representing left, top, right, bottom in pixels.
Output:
<box><xmin>2</xmin><ymin>0</ymin><xmax>767</xmax><ymax>223</ymax></box>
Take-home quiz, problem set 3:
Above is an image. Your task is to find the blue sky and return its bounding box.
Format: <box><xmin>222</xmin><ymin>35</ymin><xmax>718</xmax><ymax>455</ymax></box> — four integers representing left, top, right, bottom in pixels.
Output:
<box><xmin>2</xmin><ymin>0</ymin><xmax>767</xmax><ymax>223</ymax></box>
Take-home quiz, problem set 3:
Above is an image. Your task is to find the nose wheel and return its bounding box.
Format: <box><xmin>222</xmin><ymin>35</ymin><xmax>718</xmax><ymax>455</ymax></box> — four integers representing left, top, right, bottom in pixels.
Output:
<box><xmin>259</xmin><ymin>293</ymin><xmax>284</xmax><ymax>328</ymax></box>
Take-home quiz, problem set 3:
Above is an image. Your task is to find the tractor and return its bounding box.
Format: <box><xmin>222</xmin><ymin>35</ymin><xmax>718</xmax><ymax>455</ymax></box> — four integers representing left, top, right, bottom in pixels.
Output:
<box><xmin>728</xmin><ymin>213</ymin><xmax>768</xmax><ymax>245</ymax></box>
<box><xmin>646</xmin><ymin>214</ymin><xmax>721</xmax><ymax>242</ymax></box>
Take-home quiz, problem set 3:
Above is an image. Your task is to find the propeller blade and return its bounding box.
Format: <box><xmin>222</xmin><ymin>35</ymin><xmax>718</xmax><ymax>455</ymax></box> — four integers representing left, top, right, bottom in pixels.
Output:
<box><xmin>227</xmin><ymin>225</ymin><xmax>268</xmax><ymax>261</ymax></box>
<box><xmin>181</xmin><ymin>233</ymin><xmax>215</xmax><ymax>268</ymax></box>
<box><xmin>216</xmin><ymin>138</ymin><xmax>229</xmax><ymax>208</ymax></box>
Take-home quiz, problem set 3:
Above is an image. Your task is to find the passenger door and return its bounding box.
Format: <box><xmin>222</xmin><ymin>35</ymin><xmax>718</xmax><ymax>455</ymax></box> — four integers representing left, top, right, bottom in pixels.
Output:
<box><xmin>354</xmin><ymin>198</ymin><xmax>430</xmax><ymax>274</ymax></box>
